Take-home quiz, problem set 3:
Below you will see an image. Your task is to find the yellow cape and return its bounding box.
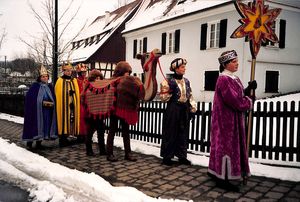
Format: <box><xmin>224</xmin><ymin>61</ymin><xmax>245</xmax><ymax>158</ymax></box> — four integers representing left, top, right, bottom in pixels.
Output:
<box><xmin>55</xmin><ymin>77</ymin><xmax>80</xmax><ymax>136</ymax></box>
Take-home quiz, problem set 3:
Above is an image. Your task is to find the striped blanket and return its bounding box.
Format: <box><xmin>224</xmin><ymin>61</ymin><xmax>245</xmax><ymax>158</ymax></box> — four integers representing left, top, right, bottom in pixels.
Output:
<box><xmin>83</xmin><ymin>78</ymin><xmax>120</xmax><ymax>119</ymax></box>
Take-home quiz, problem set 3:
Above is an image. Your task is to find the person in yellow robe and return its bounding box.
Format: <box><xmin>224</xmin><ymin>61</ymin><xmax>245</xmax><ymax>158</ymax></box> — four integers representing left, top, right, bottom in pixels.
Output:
<box><xmin>55</xmin><ymin>63</ymin><xmax>80</xmax><ymax>147</ymax></box>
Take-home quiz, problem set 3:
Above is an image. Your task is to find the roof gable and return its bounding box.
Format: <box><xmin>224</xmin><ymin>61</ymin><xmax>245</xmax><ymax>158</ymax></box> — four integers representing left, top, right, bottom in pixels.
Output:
<box><xmin>123</xmin><ymin>0</ymin><xmax>231</xmax><ymax>33</ymax></box>
<box><xmin>65</xmin><ymin>0</ymin><xmax>141</xmax><ymax>63</ymax></box>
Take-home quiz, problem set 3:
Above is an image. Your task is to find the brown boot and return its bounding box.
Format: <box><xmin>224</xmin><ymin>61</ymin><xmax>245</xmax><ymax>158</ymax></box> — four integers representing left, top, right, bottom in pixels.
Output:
<box><xmin>107</xmin><ymin>154</ymin><xmax>118</xmax><ymax>162</ymax></box>
<box><xmin>125</xmin><ymin>153</ymin><xmax>137</xmax><ymax>162</ymax></box>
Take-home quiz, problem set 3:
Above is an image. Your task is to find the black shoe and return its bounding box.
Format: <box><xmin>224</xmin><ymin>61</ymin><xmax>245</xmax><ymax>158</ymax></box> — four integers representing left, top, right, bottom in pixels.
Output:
<box><xmin>26</xmin><ymin>141</ymin><xmax>33</xmax><ymax>150</ymax></box>
<box><xmin>107</xmin><ymin>155</ymin><xmax>118</xmax><ymax>162</ymax></box>
<box><xmin>36</xmin><ymin>141</ymin><xmax>45</xmax><ymax>150</ymax></box>
<box><xmin>59</xmin><ymin>137</ymin><xmax>70</xmax><ymax>147</ymax></box>
<box><xmin>86</xmin><ymin>151</ymin><xmax>95</xmax><ymax>157</ymax></box>
<box><xmin>162</xmin><ymin>158</ymin><xmax>174</xmax><ymax>166</ymax></box>
<box><xmin>99</xmin><ymin>150</ymin><xmax>107</xmax><ymax>156</ymax></box>
<box><xmin>125</xmin><ymin>153</ymin><xmax>137</xmax><ymax>162</ymax></box>
<box><xmin>76</xmin><ymin>136</ymin><xmax>85</xmax><ymax>144</ymax></box>
<box><xmin>179</xmin><ymin>158</ymin><xmax>191</xmax><ymax>165</ymax></box>
<box><xmin>216</xmin><ymin>179</ymin><xmax>240</xmax><ymax>192</ymax></box>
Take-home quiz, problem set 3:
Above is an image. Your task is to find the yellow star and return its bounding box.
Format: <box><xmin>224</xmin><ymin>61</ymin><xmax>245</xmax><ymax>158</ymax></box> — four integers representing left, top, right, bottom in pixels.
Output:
<box><xmin>231</xmin><ymin>0</ymin><xmax>281</xmax><ymax>58</ymax></box>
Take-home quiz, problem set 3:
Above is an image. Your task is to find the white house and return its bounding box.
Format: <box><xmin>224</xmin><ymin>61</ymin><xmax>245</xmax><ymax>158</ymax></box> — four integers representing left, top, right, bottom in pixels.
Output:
<box><xmin>122</xmin><ymin>0</ymin><xmax>300</xmax><ymax>102</ymax></box>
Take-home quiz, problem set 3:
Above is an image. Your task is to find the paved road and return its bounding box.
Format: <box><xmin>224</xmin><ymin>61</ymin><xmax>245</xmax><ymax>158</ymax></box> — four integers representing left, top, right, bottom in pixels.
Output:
<box><xmin>0</xmin><ymin>119</ymin><xmax>299</xmax><ymax>202</ymax></box>
<box><xmin>0</xmin><ymin>180</ymin><xmax>29</xmax><ymax>202</ymax></box>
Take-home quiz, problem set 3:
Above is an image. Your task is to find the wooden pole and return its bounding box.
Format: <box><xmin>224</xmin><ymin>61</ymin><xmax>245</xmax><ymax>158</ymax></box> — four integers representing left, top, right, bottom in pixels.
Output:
<box><xmin>247</xmin><ymin>57</ymin><xmax>256</xmax><ymax>153</ymax></box>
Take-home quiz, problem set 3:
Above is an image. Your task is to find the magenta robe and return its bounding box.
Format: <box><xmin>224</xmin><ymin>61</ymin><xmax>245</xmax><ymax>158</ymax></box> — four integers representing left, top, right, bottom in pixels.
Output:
<box><xmin>208</xmin><ymin>74</ymin><xmax>252</xmax><ymax>180</ymax></box>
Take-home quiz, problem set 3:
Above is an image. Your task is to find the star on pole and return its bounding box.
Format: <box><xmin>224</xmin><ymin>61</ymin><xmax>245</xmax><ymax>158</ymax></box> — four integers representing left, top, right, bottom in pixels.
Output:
<box><xmin>231</xmin><ymin>0</ymin><xmax>281</xmax><ymax>58</ymax></box>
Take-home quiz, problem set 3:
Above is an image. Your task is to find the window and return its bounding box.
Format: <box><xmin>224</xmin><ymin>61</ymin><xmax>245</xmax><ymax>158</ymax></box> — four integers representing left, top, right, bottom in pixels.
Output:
<box><xmin>263</xmin><ymin>19</ymin><xmax>286</xmax><ymax>49</ymax></box>
<box><xmin>77</xmin><ymin>40</ymin><xmax>83</xmax><ymax>49</ymax></box>
<box><xmin>72</xmin><ymin>42</ymin><xmax>76</xmax><ymax>50</ymax></box>
<box><xmin>161</xmin><ymin>29</ymin><xmax>180</xmax><ymax>55</ymax></box>
<box><xmin>133</xmin><ymin>37</ymin><xmax>147</xmax><ymax>58</ymax></box>
<box><xmin>208</xmin><ymin>22</ymin><xmax>220</xmax><ymax>48</ymax></box>
<box><xmin>200</xmin><ymin>19</ymin><xmax>227</xmax><ymax>50</ymax></box>
<box><xmin>177</xmin><ymin>0</ymin><xmax>186</xmax><ymax>5</ymax></box>
<box><xmin>89</xmin><ymin>36</ymin><xmax>95</xmax><ymax>46</ymax></box>
<box><xmin>168</xmin><ymin>31</ymin><xmax>175</xmax><ymax>53</ymax></box>
<box><xmin>265</xmin><ymin>70</ymin><xmax>279</xmax><ymax>93</ymax></box>
<box><xmin>204</xmin><ymin>71</ymin><xmax>219</xmax><ymax>91</ymax></box>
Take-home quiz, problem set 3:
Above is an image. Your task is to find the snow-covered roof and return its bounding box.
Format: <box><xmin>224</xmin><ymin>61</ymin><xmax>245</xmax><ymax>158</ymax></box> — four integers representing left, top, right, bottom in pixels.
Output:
<box><xmin>123</xmin><ymin>0</ymin><xmax>300</xmax><ymax>34</ymax></box>
<box><xmin>66</xmin><ymin>0</ymin><xmax>141</xmax><ymax>63</ymax></box>
<box><xmin>123</xmin><ymin>0</ymin><xmax>232</xmax><ymax>33</ymax></box>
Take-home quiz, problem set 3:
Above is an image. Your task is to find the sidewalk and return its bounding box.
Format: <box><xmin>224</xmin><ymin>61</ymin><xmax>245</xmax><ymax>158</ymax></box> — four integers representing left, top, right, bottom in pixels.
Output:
<box><xmin>0</xmin><ymin>118</ymin><xmax>299</xmax><ymax>202</ymax></box>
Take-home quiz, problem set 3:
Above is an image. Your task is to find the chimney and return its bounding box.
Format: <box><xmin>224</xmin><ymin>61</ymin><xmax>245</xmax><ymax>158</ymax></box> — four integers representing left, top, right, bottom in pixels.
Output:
<box><xmin>105</xmin><ymin>11</ymin><xmax>110</xmax><ymax>26</ymax></box>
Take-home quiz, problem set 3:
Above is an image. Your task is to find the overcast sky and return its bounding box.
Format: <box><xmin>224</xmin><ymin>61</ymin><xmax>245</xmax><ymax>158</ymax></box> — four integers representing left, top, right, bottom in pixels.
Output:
<box><xmin>0</xmin><ymin>0</ymin><xmax>122</xmax><ymax>61</ymax></box>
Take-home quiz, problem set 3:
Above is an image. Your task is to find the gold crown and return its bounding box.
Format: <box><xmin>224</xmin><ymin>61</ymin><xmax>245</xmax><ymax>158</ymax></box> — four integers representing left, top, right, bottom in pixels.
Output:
<box><xmin>62</xmin><ymin>62</ymin><xmax>73</xmax><ymax>71</ymax></box>
<box><xmin>76</xmin><ymin>63</ymin><xmax>87</xmax><ymax>72</ymax></box>
<box><xmin>39</xmin><ymin>65</ymin><xmax>48</xmax><ymax>76</ymax></box>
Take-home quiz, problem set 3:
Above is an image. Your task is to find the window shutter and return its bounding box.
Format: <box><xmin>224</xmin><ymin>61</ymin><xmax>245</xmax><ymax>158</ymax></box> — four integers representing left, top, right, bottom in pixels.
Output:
<box><xmin>175</xmin><ymin>29</ymin><xmax>180</xmax><ymax>53</ymax></box>
<box><xmin>219</xmin><ymin>19</ymin><xmax>227</xmax><ymax>48</ymax></box>
<box><xmin>161</xmin><ymin>33</ymin><xmax>167</xmax><ymax>55</ymax></box>
<box><xmin>200</xmin><ymin>23</ymin><xmax>207</xmax><ymax>50</ymax></box>
<box><xmin>143</xmin><ymin>37</ymin><xmax>147</xmax><ymax>53</ymax></box>
<box><xmin>133</xmin><ymin>39</ymin><xmax>137</xmax><ymax>58</ymax></box>
<box><xmin>279</xmin><ymin>19</ymin><xmax>286</xmax><ymax>49</ymax></box>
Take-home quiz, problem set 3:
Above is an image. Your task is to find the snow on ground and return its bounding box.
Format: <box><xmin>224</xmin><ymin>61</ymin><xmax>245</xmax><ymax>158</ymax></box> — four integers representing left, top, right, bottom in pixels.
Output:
<box><xmin>0</xmin><ymin>93</ymin><xmax>299</xmax><ymax>201</ymax></box>
<box><xmin>0</xmin><ymin>137</ymin><xmax>189</xmax><ymax>202</ymax></box>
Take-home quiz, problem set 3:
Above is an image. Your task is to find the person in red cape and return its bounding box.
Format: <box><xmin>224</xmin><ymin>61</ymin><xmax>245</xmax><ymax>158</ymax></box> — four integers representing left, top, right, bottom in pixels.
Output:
<box><xmin>84</xmin><ymin>69</ymin><xmax>107</xmax><ymax>156</ymax></box>
<box><xmin>106</xmin><ymin>61</ymin><xmax>145</xmax><ymax>162</ymax></box>
<box><xmin>76</xmin><ymin>63</ymin><xmax>88</xmax><ymax>143</ymax></box>
<box><xmin>208</xmin><ymin>50</ymin><xmax>257</xmax><ymax>192</ymax></box>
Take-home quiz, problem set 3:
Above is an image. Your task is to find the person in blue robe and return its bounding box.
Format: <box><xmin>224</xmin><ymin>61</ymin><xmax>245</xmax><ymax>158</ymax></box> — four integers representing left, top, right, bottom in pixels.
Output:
<box><xmin>22</xmin><ymin>65</ymin><xmax>57</xmax><ymax>149</ymax></box>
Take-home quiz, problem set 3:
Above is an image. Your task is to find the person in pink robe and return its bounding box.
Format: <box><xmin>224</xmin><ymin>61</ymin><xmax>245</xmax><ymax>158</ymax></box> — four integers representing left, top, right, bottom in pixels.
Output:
<box><xmin>208</xmin><ymin>50</ymin><xmax>257</xmax><ymax>191</ymax></box>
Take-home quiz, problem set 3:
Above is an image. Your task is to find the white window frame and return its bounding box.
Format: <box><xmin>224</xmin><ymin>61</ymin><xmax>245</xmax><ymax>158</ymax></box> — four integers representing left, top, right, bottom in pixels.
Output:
<box><xmin>266</xmin><ymin>19</ymin><xmax>280</xmax><ymax>48</ymax></box>
<box><xmin>167</xmin><ymin>30</ymin><xmax>176</xmax><ymax>54</ymax></box>
<box><xmin>137</xmin><ymin>38</ymin><xmax>143</xmax><ymax>55</ymax></box>
<box><xmin>207</xmin><ymin>21</ymin><xmax>220</xmax><ymax>49</ymax></box>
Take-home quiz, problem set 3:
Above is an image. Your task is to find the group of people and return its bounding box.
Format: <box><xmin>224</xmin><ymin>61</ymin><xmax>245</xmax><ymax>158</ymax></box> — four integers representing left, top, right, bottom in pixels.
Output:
<box><xmin>22</xmin><ymin>49</ymin><xmax>257</xmax><ymax>192</ymax></box>
<box><xmin>22</xmin><ymin>61</ymin><xmax>142</xmax><ymax>162</ymax></box>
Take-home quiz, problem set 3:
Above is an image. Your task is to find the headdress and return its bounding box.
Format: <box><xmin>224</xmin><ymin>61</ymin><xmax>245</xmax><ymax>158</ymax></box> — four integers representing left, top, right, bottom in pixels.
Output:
<box><xmin>218</xmin><ymin>50</ymin><xmax>238</xmax><ymax>65</ymax></box>
<box><xmin>76</xmin><ymin>63</ymin><xmax>87</xmax><ymax>72</ymax></box>
<box><xmin>39</xmin><ymin>65</ymin><xmax>48</xmax><ymax>76</ymax></box>
<box><xmin>62</xmin><ymin>62</ymin><xmax>73</xmax><ymax>71</ymax></box>
<box><xmin>170</xmin><ymin>58</ymin><xmax>187</xmax><ymax>71</ymax></box>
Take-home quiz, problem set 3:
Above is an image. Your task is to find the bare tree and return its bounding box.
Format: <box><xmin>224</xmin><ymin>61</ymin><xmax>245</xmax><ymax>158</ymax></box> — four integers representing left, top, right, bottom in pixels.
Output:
<box><xmin>19</xmin><ymin>0</ymin><xmax>86</xmax><ymax>65</ymax></box>
<box><xmin>0</xmin><ymin>14</ymin><xmax>7</xmax><ymax>50</ymax></box>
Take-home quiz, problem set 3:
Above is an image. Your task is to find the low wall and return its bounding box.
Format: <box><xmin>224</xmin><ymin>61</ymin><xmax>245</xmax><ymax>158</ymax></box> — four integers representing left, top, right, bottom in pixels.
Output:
<box><xmin>0</xmin><ymin>94</ymin><xmax>25</xmax><ymax>117</ymax></box>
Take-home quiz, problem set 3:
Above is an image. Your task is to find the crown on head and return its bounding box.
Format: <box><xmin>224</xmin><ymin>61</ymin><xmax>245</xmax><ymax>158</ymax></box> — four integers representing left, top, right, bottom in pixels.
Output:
<box><xmin>76</xmin><ymin>63</ymin><xmax>87</xmax><ymax>72</ymax></box>
<box><xmin>218</xmin><ymin>50</ymin><xmax>238</xmax><ymax>65</ymax></box>
<box><xmin>39</xmin><ymin>65</ymin><xmax>48</xmax><ymax>76</ymax></box>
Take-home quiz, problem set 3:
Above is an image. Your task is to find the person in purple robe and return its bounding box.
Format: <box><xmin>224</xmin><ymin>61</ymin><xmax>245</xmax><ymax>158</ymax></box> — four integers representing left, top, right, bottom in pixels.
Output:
<box><xmin>208</xmin><ymin>50</ymin><xmax>257</xmax><ymax>191</ymax></box>
<box><xmin>22</xmin><ymin>65</ymin><xmax>57</xmax><ymax>149</ymax></box>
